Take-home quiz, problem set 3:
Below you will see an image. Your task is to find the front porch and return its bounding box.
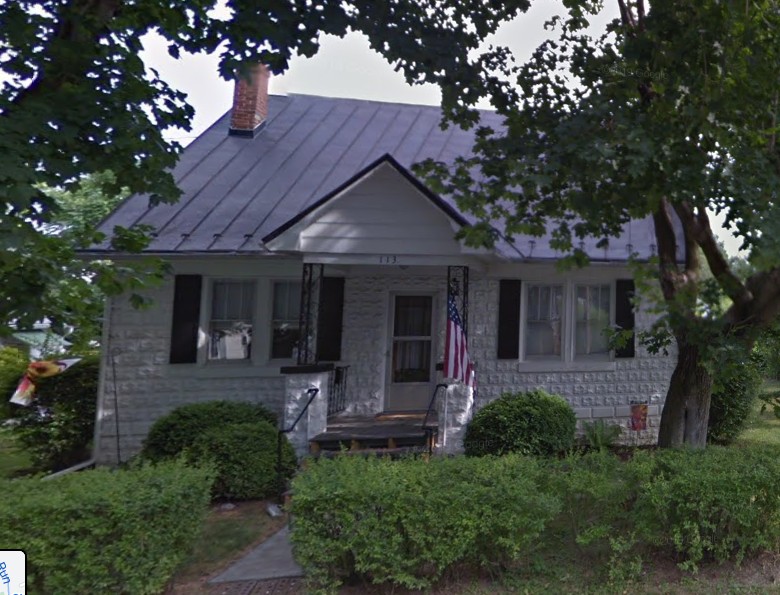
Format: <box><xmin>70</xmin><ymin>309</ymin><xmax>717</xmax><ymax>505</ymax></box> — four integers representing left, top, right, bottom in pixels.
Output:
<box><xmin>279</xmin><ymin>259</ymin><xmax>477</xmax><ymax>457</ymax></box>
<box><xmin>309</xmin><ymin>411</ymin><xmax>438</xmax><ymax>455</ymax></box>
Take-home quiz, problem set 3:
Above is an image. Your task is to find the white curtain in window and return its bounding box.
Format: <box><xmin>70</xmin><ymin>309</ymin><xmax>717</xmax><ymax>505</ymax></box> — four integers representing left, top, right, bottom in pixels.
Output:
<box><xmin>526</xmin><ymin>285</ymin><xmax>563</xmax><ymax>357</ymax></box>
<box><xmin>575</xmin><ymin>284</ymin><xmax>611</xmax><ymax>355</ymax></box>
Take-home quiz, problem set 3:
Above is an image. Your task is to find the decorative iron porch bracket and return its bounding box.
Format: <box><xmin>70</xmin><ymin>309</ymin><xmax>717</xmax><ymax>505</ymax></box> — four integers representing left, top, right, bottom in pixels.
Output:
<box><xmin>297</xmin><ymin>263</ymin><xmax>323</xmax><ymax>365</ymax></box>
<box><xmin>447</xmin><ymin>265</ymin><xmax>469</xmax><ymax>336</ymax></box>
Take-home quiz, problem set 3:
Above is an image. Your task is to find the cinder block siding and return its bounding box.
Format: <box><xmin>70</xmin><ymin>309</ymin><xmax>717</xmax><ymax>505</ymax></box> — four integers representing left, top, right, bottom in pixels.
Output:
<box><xmin>97</xmin><ymin>262</ymin><xmax>675</xmax><ymax>463</ymax></box>
<box><xmin>96</xmin><ymin>277</ymin><xmax>287</xmax><ymax>465</ymax></box>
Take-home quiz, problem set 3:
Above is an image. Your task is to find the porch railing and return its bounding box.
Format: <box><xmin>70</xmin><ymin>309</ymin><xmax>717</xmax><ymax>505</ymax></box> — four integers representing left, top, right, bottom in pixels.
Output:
<box><xmin>327</xmin><ymin>365</ymin><xmax>350</xmax><ymax>416</ymax></box>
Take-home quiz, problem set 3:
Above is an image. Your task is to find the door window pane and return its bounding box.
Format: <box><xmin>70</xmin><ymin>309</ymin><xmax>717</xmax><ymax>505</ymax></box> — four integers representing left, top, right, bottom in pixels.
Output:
<box><xmin>209</xmin><ymin>281</ymin><xmax>254</xmax><ymax>360</ymax></box>
<box><xmin>525</xmin><ymin>284</ymin><xmax>563</xmax><ymax>358</ymax></box>
<box><xmin>392</xmin><ymin>340</ymin><xmax>432</xmax><ymax>383</ymax></box>
<box><xmin>393</xmin><ymin>296</ymin><xmax>432</xmax><ymax>337</ymax></box>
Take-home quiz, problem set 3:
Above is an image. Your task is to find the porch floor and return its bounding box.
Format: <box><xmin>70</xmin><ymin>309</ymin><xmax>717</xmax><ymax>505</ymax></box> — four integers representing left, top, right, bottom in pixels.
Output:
<box><xmin>310</xmin><ymin>411</ymin><xmax>437</xmax><ymax>453</ymax></box>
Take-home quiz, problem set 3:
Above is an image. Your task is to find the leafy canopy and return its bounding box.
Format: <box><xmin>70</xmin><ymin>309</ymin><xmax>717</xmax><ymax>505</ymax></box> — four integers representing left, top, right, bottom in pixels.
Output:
<box><xmin>0</xmin><ymin>0</ymin><xmax>530</xmax><ymax>328</ymax></box>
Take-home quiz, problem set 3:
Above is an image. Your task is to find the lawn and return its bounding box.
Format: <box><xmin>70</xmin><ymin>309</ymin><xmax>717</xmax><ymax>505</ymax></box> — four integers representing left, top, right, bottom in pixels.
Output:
<box><xmin>167</xmin><ymin>500</ymin><xmax>287</xmax><ymax>594</ymax></box>
<box><xmin>734</xmin><ymin>379</ymin><xmax>780</xmax><ymax>448</ymax></box>
<box><xmin>0</xmin><ymin>426</ymin><xmax>33</xmax><ymax>478</ymax></box>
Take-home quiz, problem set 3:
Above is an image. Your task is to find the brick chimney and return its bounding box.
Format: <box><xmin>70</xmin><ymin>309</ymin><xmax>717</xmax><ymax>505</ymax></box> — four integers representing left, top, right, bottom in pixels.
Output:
<box><xmin>229</xmin><ymin>64</ymin><xmax>270</xmax><ymax>137</ymax></box>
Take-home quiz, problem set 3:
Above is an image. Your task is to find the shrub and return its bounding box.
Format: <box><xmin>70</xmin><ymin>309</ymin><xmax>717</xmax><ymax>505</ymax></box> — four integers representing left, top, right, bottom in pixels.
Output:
<box><xmin>189</xmin><ymin>421</ymin><xmax>296</xmax><ymax>500</ymax></box>
<box><xmin>707</xmin><ymin>352</ymin><xmax>764</xmax><ymax>444</ymax></box>
<box><xmin>547</xmin><ymin>451</ymin><xmax>631</xmax><ymax>547</ymax></box>
<box><xmin>291</xmin><ymin>454</ymin><xmax>560</xmax><ymax>593</ymax></box>
<box><xmin>582</xmin><ymin>419</ymin><xmax>623</xmax><ymax>452</ymax></box>
<box><xmin>633</xmin><ymin>445</ymin><xmax>780</xmax><ymax>569</ymax></box>
<box><xmin>0</xmin><ymin>346</ymin><xmax>29</xmax><ymax>419</ymax></box>
<box><xmin>141</xmin><ymin>400</ymin><xmax>278</xmax><ymax>461</ymax></box>
<box><xmin>12</xmin><ymin>355</ymin><xmax>99</xmax><ymax>471</ymax></box>
<box><xmin>0</xmin><ymin>459</ymin><xmax>214</xmax><ymax>594</ymax></box>
<box><xmin>464</xmin><ymin>389</ymin><xmax>576</xmax><ymax>457</ymax></box>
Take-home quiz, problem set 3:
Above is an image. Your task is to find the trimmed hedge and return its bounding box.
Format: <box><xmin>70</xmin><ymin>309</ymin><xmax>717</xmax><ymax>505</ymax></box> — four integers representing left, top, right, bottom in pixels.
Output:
<box><xmin>0</xmin><ymin>459</ymin><xmax>214</xmax><ymax>594</ymax></box>
<box><xmin>633</xmin><ymin>446</ymin><xmax>780</xmax><ymax>568</ymax></box>
<box><xmin>291</xmin><ymin>445</ymin><xmax>780</xmax><ymax>593</ymax></box>
<box><xmin>189</xmin><ymin>421</ymin><xmax>296</xmax><ymax>500</ymax></box>
<box><xmin>464</xmin><ymin>389</ymin><xmax>576</xmax><ymax>457</ymax></box>
<box><xmin>141</xmin><ymin>400</ymin><xmax>278</xmax><ymax>461</ymax></box>
<box><xmin>291</xmin><ymin>454</ymin><xmax>560</xmax><ymax>592</ymax></box>
<box><xmin>12</xmin><ymin>355</ymin><xmax>99</xmax><ymax>471</ymax></box>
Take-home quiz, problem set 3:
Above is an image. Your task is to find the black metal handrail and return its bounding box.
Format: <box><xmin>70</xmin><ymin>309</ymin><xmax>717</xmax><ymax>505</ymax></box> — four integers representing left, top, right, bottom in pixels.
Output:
<box><xmin>277</xmin><ymin>387</ymin><xmax>319</xmax><ymax>503</ymax></box>
<box><xmin>327</xmin><ymin>365</ymin><xmax>350</xmax><ymax>415</ymax></box>
<box><xmin>422</xmin><ymin>383</ymin><xmax>448</xmax><ymax>455</ymax></box>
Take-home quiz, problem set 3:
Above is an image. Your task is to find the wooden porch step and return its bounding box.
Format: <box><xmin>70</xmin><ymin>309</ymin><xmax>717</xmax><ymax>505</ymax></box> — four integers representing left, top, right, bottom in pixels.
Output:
<box><xmin>313</xmin><ymin>446</ymin><xmax>429</xmax><ymax>459</ymax></box>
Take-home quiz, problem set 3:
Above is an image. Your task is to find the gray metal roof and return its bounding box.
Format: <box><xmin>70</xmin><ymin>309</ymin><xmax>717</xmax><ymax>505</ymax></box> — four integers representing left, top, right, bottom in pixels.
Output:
<box><xmin>95</xmin><ymin>93</ymin><xmax>670</xmax><ymax>261</ymax></box>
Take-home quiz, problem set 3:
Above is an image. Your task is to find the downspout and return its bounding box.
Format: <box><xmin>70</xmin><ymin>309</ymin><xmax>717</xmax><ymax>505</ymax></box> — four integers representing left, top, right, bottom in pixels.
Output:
<box><xmin>43</xmin><ymin>296</ymin><xmax>114</xmax><ymax>480</ymax></box>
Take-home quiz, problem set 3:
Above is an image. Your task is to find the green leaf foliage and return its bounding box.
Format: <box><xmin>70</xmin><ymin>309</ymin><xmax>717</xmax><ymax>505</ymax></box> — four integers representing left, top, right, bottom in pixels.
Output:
<box><xmin>291</xmin><ymin>454</ymin><xmax>560</xmax><ymax>593</ymax></box>
<box><xmin>707</xmin><ymin>351</ymin><xmax>764</xmax><ymax>444</ymax></box>
<box><xmin>292</xmin><ymin>445</ymin><xmax>780</xmax><ymax>591</ymax></box>
<box><xmin>0</xmin><ymin>0</ymin><xmax>531</xmax><ymax>328</ymax></box>
<box><xmin>0</xmin><ymin>346</ymin><xmax>28</xmax><ymax>418</ymax></box>
<box><xmin>633</xmin><ymin>446</ymin><xmax>780</xmax><ymax>569</ymax></box>
<box><xmin>141</xmin><ymin>400</ymin><xmax>278</xmax><ymax>461</ymax></box>
<box><xmin>9</xmin><ymin>355</ymin><xmax>99</xmax><ymax>471</ymax></box>
<box><xmin>0</xmin><ymin>459</ymin><xmax>215</xmax><ymax>594</ymax></box>
<box><xmin>464</xmin><ymin>389</ymin><xmax>576</xmax><ymax>457</ymax></box>
<box><xmin>189</xmin><ymin>421</ymin><xmax>296</xmax><ymax>501</ymax></box>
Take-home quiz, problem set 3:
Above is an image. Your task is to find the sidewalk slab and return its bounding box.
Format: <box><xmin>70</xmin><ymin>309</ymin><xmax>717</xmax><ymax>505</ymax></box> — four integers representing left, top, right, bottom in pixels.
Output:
<box><xmin>210</xmin><ymin>525</ymin><xmax>303</xmax><ymax>583</ymax></box>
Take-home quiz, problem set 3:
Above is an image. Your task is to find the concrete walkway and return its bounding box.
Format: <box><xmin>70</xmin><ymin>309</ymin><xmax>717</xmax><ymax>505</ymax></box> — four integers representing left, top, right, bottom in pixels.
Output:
<box><xmin>210</xmin><ymin>525</ymin><xmax>303</xmax><ymax>584</ymax></box>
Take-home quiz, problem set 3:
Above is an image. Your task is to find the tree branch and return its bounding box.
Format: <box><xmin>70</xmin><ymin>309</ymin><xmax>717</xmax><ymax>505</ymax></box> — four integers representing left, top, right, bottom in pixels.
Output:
<box><xmin>652</xmin><ymin>198</ymin><xmax>679</xmax><ymax>301</ymax></box>
<box><xmin>673</xmin><ymin>201</ymin><xmax>751</xmax><ymax>307</ymax></box>
<box><xmin>617</xmin><ymin>0</ymin><xmax>636</xmax><ymax>28</ymax></box>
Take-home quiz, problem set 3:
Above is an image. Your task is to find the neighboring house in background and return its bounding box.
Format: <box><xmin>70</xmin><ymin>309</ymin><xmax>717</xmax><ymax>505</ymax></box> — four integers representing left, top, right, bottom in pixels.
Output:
<box><xmin>1</xmin><ymin>321</ymin><xmax>70</xmax><ymax>361</ymax></box>
<box><xmin>86</xmin><ymin>65</ymin><xmax>677</xmax><ymax>464</ymax></box>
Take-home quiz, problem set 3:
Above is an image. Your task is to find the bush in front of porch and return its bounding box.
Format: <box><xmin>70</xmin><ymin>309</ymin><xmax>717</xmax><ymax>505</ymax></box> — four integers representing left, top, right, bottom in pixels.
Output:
<box><xmin>463</xmin><ymin>389</ymin><xmax>576</xmax><ymax>457</ymax></box>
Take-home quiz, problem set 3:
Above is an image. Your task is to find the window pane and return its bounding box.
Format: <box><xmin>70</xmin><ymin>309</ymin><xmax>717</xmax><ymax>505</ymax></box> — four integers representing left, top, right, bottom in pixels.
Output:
<box><xmin>392</xmin><ymin>340</ymin><xmax>432</xmax><ymax>382</ymax></box>
<box><xmin>525</xmin><ymin>285</ymin><xmax>562</xmax><ymax>358</ymax></box>
<box><xmin>575</xmin><ymin>284</ymin><xmax>611</xmax><ymax>356</ymax></box>
<box><xmin>271</xmin><ymin>281</ymin><xmax>302</xmax><ymax>359</ymax></box>
<box><xmin>209</xmin><ymin>280</ymin><xmax>254</xmax><ymax>360</ymax></box>
<box><xmin>393</xmin><ymin>296</ymin><xmax>432</xmax><ymax>337</ymax></box>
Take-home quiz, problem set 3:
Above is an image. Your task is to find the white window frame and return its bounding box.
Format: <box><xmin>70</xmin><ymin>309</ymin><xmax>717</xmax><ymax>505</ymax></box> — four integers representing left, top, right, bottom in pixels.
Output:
<box><xmin>518</xmin><ymin>279</ymin><xmax>616</xmax><ymax>365</ymax></box>
<box><xmin>196</xmin><ymin>276</ymin><xmax>303</xmax><ymax>367</ymax></box>
<box><xmin>202</xmin><ymin>278</ymin><xmax>260</xmax><ymax>365</ymax></box>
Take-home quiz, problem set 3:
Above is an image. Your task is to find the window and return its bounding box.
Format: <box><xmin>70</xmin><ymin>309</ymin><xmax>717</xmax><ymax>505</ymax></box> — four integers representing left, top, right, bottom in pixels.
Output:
<box><xmin>271</xmin><ymin>281</ymin><xmax>301</xmax><ymax>359</ymax></box>
<box><xmin>508</xmin><ymin>280</ymin><xmax>620</xmax><ymax>364</ymax></box>
<box><xmin>209</xmin><ymin>280</ymin><xmax>254</xmax><ymax>360</ymax></box>
<box><xmin>575</xmin><ymin>284</ymin><xmax>611</xmax><ymax>357</ymax></box>
<box><xmin>525</xmin><ymin>284</ymin><xmax>563</xmax><ymax>359</ymax></box>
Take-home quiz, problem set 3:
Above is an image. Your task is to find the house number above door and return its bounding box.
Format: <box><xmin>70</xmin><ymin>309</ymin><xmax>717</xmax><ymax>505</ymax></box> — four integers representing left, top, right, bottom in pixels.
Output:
<box><xmin>378</xmin><ymin>255</ymin><xmax>399</xmax><ymax>264</ymax></box>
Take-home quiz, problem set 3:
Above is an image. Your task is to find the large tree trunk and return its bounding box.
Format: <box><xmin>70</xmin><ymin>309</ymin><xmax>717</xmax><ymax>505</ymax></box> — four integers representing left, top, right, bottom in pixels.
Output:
<box><xmin>657</xmin><ymin>340</ymin><xmax>713</xmax><ymax>448</ymax></box>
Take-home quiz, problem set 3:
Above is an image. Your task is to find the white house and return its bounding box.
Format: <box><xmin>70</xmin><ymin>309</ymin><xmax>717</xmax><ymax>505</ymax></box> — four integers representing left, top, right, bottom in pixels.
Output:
<box><xmin>87</xmin><ymin>65</ymin><xmax>676</xmax><ymax>464</ymax></box>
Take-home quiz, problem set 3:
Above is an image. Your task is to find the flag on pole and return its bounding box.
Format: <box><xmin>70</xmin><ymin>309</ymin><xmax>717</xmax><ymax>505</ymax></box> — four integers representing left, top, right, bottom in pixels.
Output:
<box><xmin>444</xmin><ymin>295</ymin><xmax>475</xmax><ymax>388</ymax></box>
<box><xmin>10</xmin><ymin>358</ymin><xmax>82</xmax><ymax>406</ymax></box>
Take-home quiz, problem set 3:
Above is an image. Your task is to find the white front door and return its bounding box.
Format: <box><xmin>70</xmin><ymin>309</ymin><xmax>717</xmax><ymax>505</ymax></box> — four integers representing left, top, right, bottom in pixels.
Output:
<box><xmin>385</xmin><ymin>294</ymin><xmax>436</xmax><ymax>411</ymax></box>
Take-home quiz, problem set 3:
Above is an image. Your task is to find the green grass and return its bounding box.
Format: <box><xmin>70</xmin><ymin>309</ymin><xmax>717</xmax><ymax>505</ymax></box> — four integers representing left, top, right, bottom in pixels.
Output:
<box><xmin>733</xmin><ymin>379</ymin><xmax>780</xmax><ymax>448</ymax></box>
<box><xmin>168</xmin><ymin>500</ymin><xmax>286</xmax><ymax>593</ymax></box>
<box><xmin>0</xmin><ymin>426</ymin><xmax>33</xmax><ymax>478</ymax></box>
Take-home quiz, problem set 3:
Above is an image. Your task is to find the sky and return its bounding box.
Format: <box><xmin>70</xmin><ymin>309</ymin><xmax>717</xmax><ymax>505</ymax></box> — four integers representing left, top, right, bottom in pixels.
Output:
<box><xmin>139</xmin><ymin>0</ymin><xmax>743</xmax><ymax>256</ymax></box>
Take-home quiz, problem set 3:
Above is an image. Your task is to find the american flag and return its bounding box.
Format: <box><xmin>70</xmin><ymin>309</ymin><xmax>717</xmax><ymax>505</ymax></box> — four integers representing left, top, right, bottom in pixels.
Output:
<box><xmin>444</xmin><ymin>295</ymin><xmax>475</xmax><ymax>388</ymax></box>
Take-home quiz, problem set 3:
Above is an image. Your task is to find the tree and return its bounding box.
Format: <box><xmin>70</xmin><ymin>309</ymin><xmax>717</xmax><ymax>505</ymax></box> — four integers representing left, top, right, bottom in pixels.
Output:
<box><xmin>424</xmin><ymin>0</ymin><xmax>780</xmax><ymax>447</ymax></box>
<box><xmin>39</xmin><ymin>172</ymin><xmax>137</xmax><ymax>350</ymax></box>
<box><xmin>0</xmin><ymin>0</ymin><xmax>530</xmax><ymax>329</ymax></box>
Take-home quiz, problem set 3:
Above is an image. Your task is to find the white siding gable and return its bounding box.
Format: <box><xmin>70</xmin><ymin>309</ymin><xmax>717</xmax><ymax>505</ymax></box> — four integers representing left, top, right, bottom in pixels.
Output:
<box><xmin>268</xmin><ymin>161</ymin><xmax>480</xmax><ymax>257</ymax></box>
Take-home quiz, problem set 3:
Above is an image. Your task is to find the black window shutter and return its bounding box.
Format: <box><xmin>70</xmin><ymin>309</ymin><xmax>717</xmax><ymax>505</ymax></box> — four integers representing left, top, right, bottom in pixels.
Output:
<box><xmin>497</xmin><ymin>279</ymin><xmax>522</xmax><ymax>359</ymax></box>
<box><xmin>317</xmin><ymin>277</ymin><xmax>345</xmax><ymax>362</ymax></box>
<box><xmin>615</xmin><ymin>279</ymin><xmax>635</xmax><ymax>358</ymax></box>
<box><xmin>169</xmin><ymin>275</ymin><xmax>202</xmax><ymax>364</ymax></box>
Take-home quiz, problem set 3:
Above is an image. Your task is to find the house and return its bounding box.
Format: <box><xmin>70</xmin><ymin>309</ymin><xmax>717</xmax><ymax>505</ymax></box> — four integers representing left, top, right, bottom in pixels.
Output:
<box><xmin>87</xmin><ymin>65</ymin><xmax>676</xmax><ymax>464</ymax></box>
